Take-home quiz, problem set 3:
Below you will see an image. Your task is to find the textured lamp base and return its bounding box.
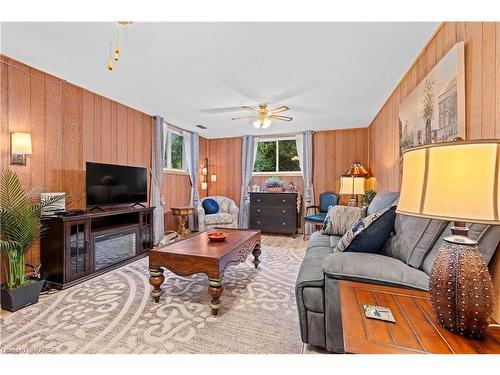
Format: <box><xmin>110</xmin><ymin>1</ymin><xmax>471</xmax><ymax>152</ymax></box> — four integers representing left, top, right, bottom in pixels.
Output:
<box><xmin>429</xmin><ymin>236</ymin><xmax>494</xmax><ymax>338</ymax></box>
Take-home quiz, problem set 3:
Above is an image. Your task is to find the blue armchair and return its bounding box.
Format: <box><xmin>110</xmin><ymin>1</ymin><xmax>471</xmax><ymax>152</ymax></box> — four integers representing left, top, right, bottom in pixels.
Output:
<box><xmin>302</xmin><ymin>192</ymin><xmax>339</xmax><ymax>240</ymax></box>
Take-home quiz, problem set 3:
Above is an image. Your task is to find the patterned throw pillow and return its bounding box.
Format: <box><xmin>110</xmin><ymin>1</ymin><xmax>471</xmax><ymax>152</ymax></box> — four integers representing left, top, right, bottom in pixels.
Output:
<box><xmin>321</xmin><ymin>205</ymin><xmax>367</xmax><ymax>236</ymax></box>
<box><xmin>335</xmin><ymin>206</ymin><xmax>397</xmax><ymax>253</ymax></box>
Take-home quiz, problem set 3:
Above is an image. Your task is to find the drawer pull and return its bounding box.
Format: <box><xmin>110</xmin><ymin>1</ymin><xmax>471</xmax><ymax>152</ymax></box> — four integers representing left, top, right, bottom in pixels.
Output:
<box><xmin>282</xmin><ymin>222</ymin><xmax>286</xmax><ymax>226</ymax></box>
<box><xmin>257</xmin><ymin>209</ymin><xmax>261</xmax><ymax>213</ymax></box>
<box><xmin>257</xmin><ymin>199</ymin><xmax>261</xmax><ymax>202</ymax></box>
<box><xmin>282</xmin><ymin>199</ymin><xmax>286</xmax><ymax>203</ymax></box>
<box><xmin>282</xmin><ymin>210</ymin><xmax>286</xmax><ymax>213</ymax></box>
<box><xmin>257</xmin><ymin>221</ymin><xmax>261</xmax><ymax>224</ymax></box>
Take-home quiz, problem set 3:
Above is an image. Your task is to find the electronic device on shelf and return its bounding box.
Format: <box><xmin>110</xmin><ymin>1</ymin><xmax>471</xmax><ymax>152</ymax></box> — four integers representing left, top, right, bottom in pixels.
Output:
<box><xmin>54</xmin><ymin>209</ymin><xmax>87</xmax><ymax>217</ymax></box>
<box><xmin>86</xmin><ymin>162</ymin><xmax>148</xmax><ymax>209</ymax></box>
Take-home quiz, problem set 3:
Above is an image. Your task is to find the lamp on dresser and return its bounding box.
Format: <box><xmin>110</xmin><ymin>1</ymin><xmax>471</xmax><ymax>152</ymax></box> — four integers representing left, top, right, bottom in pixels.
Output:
<box><xmin>397</xmin><ymin>140</ymin><xmax>499</xmax><ymax>338</ymax></box>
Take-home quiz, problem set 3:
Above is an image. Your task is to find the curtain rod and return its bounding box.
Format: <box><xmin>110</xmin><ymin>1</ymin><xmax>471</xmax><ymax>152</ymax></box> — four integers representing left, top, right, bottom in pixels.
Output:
<box><xmin>162</xmin><ymin>120</ymin><xmax>195</xmax><ymax>135</ymax></box>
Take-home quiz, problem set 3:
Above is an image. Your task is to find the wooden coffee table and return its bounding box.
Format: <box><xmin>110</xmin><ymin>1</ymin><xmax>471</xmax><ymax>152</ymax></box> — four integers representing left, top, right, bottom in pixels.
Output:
<box><xmin>148</xmin><ymin>228</ymin><xmax>261</xmax><ymax>315</ymax></box>
<box><xmin>339</xmin><ymin>280</ymin><xmax>500</xmax><ymax>354</ymax></box>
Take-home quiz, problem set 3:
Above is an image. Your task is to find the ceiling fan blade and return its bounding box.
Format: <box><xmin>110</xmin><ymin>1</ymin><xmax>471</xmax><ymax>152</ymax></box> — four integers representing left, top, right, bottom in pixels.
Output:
<box><xmin>266</xmin><ymin>80</ymin><xmax>321</xmax><ymax>103</ymax></box>
<box><xmin>270</xmin><ymin>115</ymin><xmax>293</xmax><ymax>122</ymax></box>
<box><xmin>269</xmin><ymin>105</ymin><xmax>289</xmax><ymax>114</ymax></box>
<box><xmin>231</xmin><ymin>115</ymin><xmax>255</xmax><ymax>120</ymax></box>
<box><xmin>242</xmin><ymin>106</ymin><xmax>258</xmax><ymax>114</ymax></box>
<box><xmin>199</xmin><ymin>106</ymin><xmax>249</xmax><ymax>114</ymax></box>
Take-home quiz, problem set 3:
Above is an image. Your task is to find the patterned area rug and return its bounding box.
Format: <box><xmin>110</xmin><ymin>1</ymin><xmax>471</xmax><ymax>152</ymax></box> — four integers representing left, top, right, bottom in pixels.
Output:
<box><xmin>0</xmin><ymin>243</ymin><xmax>304</xmax><ymax>354</ymax></box>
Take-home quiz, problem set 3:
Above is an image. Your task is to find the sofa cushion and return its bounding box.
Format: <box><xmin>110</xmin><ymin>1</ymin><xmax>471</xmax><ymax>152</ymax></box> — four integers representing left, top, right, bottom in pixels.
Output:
<box><xmin>321</xmin><ymin>205</ymin><xmax>366</xmax><ymax>236</ymax></box>
<box><xmin>307</xmin><ymin>231</ymin><xmax>332</xmax><ymax>250</ymax></box>
<box><xmin>335</xmin><ymin>206</ymin><xmax>396</xmax><ymax>253</ymax></box>
<box><xmin>296</xmin><ymin>246</ymin><xmax>333</xmax><ymax>288</ymax></box>
<box><xmin>382</xmin><ymin>214</ymin><xmax>448</xmax><ymax>269</ymax></box>
<box><xmin>329</xmin><ymin>235</ymin><xmax>342</xmax><ymax>249</ymax></box>
<box><xmin>202</xmin><ymin>198</ymin><xmax>219</xmax><ymax>214</ymax></box>
<box><xmin>322</xmin><ymin>252</ymin><xmax>429</xmax><ymax>291</ymax></box>
<box><xmin>422</xmin><ymin>223</ymin><xmax>500</xmax><ymax>275</ymax></box>
<box><xmin>204</xmin><ymin>213</ymin><xmax>233</xmax><ymax>225</ymax></box>
<box><xmin>367</xmin><ymin>191</ymin><xmax>399</xmax><ymax>216</ymax></box>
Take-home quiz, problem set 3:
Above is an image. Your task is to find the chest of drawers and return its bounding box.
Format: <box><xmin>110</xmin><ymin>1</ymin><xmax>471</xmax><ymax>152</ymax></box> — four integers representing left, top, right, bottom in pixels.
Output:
<box><xmin>249</xmin><ymin>192</ymin><xmax>300</xmax><ymax>235</ymax></box>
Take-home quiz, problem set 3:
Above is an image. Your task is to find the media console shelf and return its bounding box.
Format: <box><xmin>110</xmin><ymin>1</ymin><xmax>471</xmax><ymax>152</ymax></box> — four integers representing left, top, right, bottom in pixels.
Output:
<box><xmin>41</xmin><ymin>206</ymin><xmax>154</xmax><ymax>289</ymax></box>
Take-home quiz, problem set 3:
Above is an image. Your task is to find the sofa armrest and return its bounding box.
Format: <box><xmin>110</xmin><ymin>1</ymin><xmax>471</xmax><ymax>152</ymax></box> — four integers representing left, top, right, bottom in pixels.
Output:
<box><xmin>196</xmin><ymin>205</ymin><xmax>206</xmax><ymax>232</ymax></box>
<box><xmin>322</xmin><ymin>252</ymin><xmax>429</xmax><ymax>291</ymax></box>
<box><xmin>229</xmin><ymin>201</ymin><xmax>239</xmax><ymax>223</ymax></box>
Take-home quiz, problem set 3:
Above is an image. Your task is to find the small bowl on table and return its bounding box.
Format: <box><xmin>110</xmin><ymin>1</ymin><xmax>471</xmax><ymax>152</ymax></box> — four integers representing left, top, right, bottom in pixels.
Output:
<box><xmin>207</xmin><ymin>232</ymin><xmax>228</xmax><ymax>242</ymax></box>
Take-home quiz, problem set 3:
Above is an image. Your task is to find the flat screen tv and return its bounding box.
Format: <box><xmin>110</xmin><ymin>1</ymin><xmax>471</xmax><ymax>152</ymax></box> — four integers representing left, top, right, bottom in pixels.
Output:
<box><xmin>86</xmin><ymin>162</ymin><xmax>147</xmax><ymax>207</ymax></box>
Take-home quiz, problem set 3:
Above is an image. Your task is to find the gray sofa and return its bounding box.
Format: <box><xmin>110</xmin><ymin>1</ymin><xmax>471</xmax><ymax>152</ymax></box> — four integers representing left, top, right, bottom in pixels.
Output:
<box><xmin>295</xmin><ymin>191</ymin><xmax>500</xmax><ymax>353</ymax></box>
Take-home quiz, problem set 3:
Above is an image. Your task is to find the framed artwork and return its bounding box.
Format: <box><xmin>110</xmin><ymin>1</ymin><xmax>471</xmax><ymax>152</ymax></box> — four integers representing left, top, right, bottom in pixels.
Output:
<box><xmin>399</xmin><ymin>42</ymin><xmax>465</xmax><ymax>157</ymax></box>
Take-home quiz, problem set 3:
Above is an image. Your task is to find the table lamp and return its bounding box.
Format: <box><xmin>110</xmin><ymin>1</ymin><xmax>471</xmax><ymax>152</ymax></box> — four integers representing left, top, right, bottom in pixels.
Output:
<box><xmin>397</xmin><ymin>140</ymin><xmax>499</xmax><ymax>338</ymax></box>
<box><xmin>339</xmin><ymin>176</ymin><xmax>365</xmax><ymax>206</ymax></box>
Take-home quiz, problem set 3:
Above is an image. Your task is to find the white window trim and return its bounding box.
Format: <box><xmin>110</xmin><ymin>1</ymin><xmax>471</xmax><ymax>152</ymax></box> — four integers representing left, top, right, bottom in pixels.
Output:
<box><xmin>253</xmin><ymin>136</ymin><xmax>301</xmax><ymax>175</ymax></box>
<box><xmin>163</xmin><ymin>125</ymin><xmax>187</xmax><ymax>173</ymax></box>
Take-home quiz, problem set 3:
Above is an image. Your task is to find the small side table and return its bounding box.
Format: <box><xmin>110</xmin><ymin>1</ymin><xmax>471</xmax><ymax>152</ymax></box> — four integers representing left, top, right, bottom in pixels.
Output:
<box><xmin>339</xmin><ymin>280</ymin><xmax>500</xmax><ymax>354</ymax></box>
<box><xmin>171</xmin><ymin>206</ymin><xmax>194</xmax><ymax>237</ymax></box>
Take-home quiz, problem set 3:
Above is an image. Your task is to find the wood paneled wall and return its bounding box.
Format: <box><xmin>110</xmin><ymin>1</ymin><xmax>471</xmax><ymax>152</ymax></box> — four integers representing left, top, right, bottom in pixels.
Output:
<box><xmin>368</xmin><ymin>22</ymin><xmax>500</xmax><ymax>191</ymax></box>
<box><xmin>206</xmin><ymin>137</ymin><xmax>242</xmax><ymax>203</ymax></box>
<box><xmin>313</xmin><ymin>128</ymin><xmax>369</xmax><ymax>205</ymax></box>
<box><xmin>367</xmin><ymin>22</ymin><xmax>500</xmax><ymax>321</ymax></box>
<box><xmin>0</xmin><ymin>55</ymin><xmax>152</xmax><ymax>272</ymax></box>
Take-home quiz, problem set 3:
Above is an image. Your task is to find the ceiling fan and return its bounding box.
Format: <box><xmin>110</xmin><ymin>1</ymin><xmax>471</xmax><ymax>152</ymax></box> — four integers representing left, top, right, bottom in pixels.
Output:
<box><xmin>231</xmin><ymin>103</ymin><xmax>293</xmax><ymax>129</ymax></box>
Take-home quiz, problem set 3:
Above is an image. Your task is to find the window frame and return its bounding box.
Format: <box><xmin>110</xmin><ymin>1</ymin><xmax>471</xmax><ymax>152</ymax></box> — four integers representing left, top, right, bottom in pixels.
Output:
<box><xmin>163</xmin><ymin>124</ymin><xmax>187</xmax><ymax>173</ymax></box>
<box><xmin>253</xmin><ymin>136</ymin><xmax>302</xmax><ymax>176</ymax></box>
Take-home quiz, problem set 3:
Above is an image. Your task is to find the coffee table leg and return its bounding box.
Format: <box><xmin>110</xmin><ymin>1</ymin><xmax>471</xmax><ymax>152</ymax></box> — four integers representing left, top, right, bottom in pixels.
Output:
<box><xmin>208</xmin><ymin>277</ymin><xmax>224</xmax><ymax>315</ymax></box>
<box><xmin>149</xmin><ymin>268</ymin><xmax>165</xmax><ymax>303</ymax></box>
<box><xmin>252</xmin><ymin>242</ymin><xmax>262</xmax><ymax>269</ymax></box>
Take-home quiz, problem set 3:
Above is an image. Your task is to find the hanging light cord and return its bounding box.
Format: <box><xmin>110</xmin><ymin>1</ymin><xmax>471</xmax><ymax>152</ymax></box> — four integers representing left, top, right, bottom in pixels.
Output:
<box><xmin>0</xmin><ymin>59</ymin><xmax>66</xmax><ymax>84</ymax></box>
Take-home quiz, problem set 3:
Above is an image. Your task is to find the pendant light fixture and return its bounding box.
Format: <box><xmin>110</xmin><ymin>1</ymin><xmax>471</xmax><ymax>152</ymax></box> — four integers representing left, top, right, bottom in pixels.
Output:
<box><xmin>106</xmin><ymin>21</ymin><xmax>133</xmax><ymax>71</ymax></box>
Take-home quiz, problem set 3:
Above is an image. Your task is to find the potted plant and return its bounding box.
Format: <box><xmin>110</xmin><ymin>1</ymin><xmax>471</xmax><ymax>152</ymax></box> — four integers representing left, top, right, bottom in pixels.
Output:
<box><xmin>0</xmin><ymin>169</ymin><xmax>64</xmax><ymax>312</ymax></box>
<box><xmin>265</xmin><ymin>176</ymin><xmax>284</xmax><ymax>192</ymax></box>
<box><xmin>360</xmin><ymin>189</ymin><xmax>377</xmax><ymax>208</ymax></box>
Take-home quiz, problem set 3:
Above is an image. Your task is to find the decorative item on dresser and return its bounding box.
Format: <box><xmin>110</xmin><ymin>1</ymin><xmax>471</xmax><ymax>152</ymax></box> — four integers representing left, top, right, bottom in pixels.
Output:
<box><xmin>397</xmin><ymin>140</ymin><xmax>500</xmax><ymax>338</ymax></box>
<box><xmin>264</xmin><ymin>176</ymin><xmax>284</xmax><ymax>192</ymax></box>
<box><xmin>250</xmin><ymin>192</ymin><xmax>301</xmax><ymax>236</ymax></box>
<box><xmin>41</xmin><ymin>206</ymin><xmax>154</xmax><ymax>289</ymax></box>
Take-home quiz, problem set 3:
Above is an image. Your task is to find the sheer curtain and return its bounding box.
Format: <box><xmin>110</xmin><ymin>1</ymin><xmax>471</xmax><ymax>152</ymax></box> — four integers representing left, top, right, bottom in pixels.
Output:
<box><xmin>151</xmin><ymin>116</ymin><xmax>165</xmax><ymax>245</ymax></box>
<box><xmin>238</xmin><ymin>135</ymin><xmax>257</xmax><ymax>228</ymax></box>
<box><xmin>183</xmin><ymin>131</ymin><xmax>200</xmax><ymax>230</ymax></box>
<box><xmin>296</xmin><ymin>130</ymin><xmax>315</xmax><ymax>235</ymax></box>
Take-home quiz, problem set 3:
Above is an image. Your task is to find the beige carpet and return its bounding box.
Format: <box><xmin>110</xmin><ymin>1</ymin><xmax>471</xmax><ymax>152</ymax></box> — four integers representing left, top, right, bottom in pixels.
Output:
<box><xmin>0</xmin><ymin>238</ymin><xmax>305</xmax><ymax>354</ymax></box>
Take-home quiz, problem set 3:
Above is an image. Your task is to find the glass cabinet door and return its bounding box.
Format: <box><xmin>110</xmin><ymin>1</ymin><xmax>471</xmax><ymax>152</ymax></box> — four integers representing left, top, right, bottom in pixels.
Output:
<box><xmin>140</xmin><ymin>212</ymin><xmax>153</xmax><ymax>252</ymax></box>
<box><xmin>65</xmin><ymin>220</ymin><xmax>91</xmax><ymax>281</ymax></box>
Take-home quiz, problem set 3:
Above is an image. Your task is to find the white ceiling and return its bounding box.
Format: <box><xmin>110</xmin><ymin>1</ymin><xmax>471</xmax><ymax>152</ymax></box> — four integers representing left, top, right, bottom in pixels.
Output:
<box><xmin>1</xmin><ymin>22</ymin><xmax>438</xmax><ymax>138</ymax></box>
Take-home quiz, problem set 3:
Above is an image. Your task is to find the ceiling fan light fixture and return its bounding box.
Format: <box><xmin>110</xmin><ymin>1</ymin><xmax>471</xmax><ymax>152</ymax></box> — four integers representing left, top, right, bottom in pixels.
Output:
<box><xmin>262</xmin><ymin>118</ymin><xmax>272</xmax><ymax>128</ymax></box>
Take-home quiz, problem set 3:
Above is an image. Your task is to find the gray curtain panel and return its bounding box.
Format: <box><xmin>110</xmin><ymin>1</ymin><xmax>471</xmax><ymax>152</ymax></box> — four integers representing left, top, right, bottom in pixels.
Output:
<box><xmin>238</xmin><ymin>135</ymin><xmax>256</xmax><ymax>229</ymax></box>
<box><xmin>183</xmin><ymin>131</ymin><xmax>200</xmax><ymax>230</ymax></box>
<box><xmin>296</xmin><ymin>130</ymin><xmax>315</xmax><ymax>235</ymax></box>
<box><xmin>151</xmin><ymin>116</ymin><xmax>165</xmax><ymax>245</ymax></box>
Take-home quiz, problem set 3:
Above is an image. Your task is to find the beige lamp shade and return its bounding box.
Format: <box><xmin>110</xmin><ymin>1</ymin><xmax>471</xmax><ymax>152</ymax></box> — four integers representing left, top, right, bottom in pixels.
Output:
<box><xmin>11</xmin><ymin>132</ymin><xmax>32</xmax><ymax>154</ymax></box>
<box><xmin>339</xmin><ymin>176</ymin><xmax>365</xmax><ymax>196</ymax></box>
<box><xmin>397</xmin><ymin>140</ymin><xmax>500</xmax><ymax>225</ymax></box>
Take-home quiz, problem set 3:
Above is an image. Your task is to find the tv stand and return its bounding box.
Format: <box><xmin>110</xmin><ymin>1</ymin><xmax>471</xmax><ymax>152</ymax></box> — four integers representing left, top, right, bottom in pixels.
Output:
<box><xmin>41</xmin><ymin>206</ymin><xmax>154</xmax><ymax>289</ymax></box>
<box><xmin>88</xmin><ymin>206</ymin><xmax>105</xmax><ymax>212</ymax></box>
<box><xmin>131</xmin><ymin>202</ymin><xmax>146</xmax><ymax>208</ymax></box>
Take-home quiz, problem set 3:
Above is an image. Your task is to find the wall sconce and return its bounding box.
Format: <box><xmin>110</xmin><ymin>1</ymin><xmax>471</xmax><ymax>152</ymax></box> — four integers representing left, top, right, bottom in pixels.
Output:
<box><xmin>201</xmin><ymin>157</ymin><xmax>216</xmax><ymax>194</ymax></box>
<box><xmin>210</xmin><ymin>174</ymin><xmax>217</xmax><ymax>182</ymax></box>
<box><xmin>201</xmin><ymin>182</ymin><xmax>208</xmax><ymax>190</ymax></box>
<box><xmin>11</xmin><ymin>132</ymin><xmax>32</xmax><ymax>165</ymax></box>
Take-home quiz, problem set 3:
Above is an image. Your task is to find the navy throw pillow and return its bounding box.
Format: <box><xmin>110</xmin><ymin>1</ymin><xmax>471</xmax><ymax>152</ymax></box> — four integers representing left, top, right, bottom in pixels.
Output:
<box><xmin>202</xmin><ymin>198</ymin><xmax>219</xmax><ymax>214</ymax></box>
<box><xmin>336</xmin><ymin>206</ymin><xmax>397</xmax><ymax>253</ymax></box>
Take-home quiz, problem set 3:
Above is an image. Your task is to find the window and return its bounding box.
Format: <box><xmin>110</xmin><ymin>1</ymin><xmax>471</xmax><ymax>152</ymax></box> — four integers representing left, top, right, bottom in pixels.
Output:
<box><xmin>253</xmin><ymin>138</ymin><xmax>301</xmax><ymax>174</ymax></box>
<box><xmin>163</xmin><ymin>125</ymin><xmax>185</xmax><ymax>171</ymax></box>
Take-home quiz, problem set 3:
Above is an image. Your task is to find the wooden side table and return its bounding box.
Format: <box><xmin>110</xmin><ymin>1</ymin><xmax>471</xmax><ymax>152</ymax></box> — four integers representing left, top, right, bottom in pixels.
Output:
<box><xmin>170</xmin><ymin>206</ymin><xmax>194</xmax><ymax>237</ymax></box>
<box><xmin>339</xmin><ymin>280</ymin><xmax>500</xmax><ymax>354</ymax></box>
